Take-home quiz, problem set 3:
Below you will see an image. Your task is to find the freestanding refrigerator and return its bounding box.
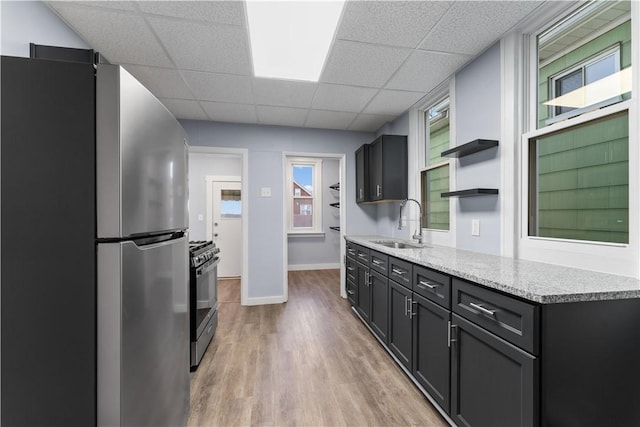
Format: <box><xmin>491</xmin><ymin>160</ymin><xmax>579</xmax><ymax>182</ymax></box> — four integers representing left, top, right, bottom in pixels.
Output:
<box><xmin>1</xmin><ymin>53</ymin><xmax>190</xmax><ymax>427</ymax></box>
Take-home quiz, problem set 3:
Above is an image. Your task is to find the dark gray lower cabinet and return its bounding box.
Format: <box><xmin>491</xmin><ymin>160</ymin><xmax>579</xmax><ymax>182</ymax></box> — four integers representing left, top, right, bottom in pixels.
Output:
<box><xmin>369</xmin><ymin>270</ymin><xmax>388</xmax><ymax>344</ymax></box>
<box><xmin>451</xmin><ymin>314</ymin><xmax>537</xmax><ymax>427</ymax></box>
<box><xmin>356</xmin><ymin>262</ymin><xmax>370</xmax><ymax>322</ymax></box>
<box><xmin>412</xmin><ymin>293</ymin><xmax>451</xmax><ymax>414</ymax></box>
<box><xmin>389</xmin><ymin>280</ymin><xmax>412</xmax><ymax>370</ymax></box>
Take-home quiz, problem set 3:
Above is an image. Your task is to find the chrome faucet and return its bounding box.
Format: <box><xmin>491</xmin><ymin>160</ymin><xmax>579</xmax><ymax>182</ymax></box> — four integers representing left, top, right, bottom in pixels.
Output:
<box><xmin>399</xmin><ymin>198</ymin><xmax>425</xmax><ymax>244</ymax></box>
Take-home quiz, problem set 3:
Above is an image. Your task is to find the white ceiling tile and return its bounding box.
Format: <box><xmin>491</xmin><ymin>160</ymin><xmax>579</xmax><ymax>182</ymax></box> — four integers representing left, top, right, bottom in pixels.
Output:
<box><xmin>256</xmin><ymin>106</ymin><xmax>308</xmax><ymax>128</ymax></box>
<box><xmin>363</xmin><ymin>90</ymin><xmax>425</xmax><ymax>116</ymax></box>
<box><xmin>420</xmin><ymin>1</ymin><xmax>542</xmax><ymax>55</ymax></box>
<box><xmin>252</xmin><ymin>79</ymin><xmax>317</xmax><ymax>109</ymax></box>
<box><xmin>337</xmin><ymin>1</ymin><xmax>451</xmax><ymax>48</ymax></box>
<box><xmin>48</xmin><ymin>4</ymin><xmax>173</xmax><ymax>67</ymax></box>
<box><xmin>386</xmin><ymin>50</ymin><xmax>469</xmax><ymax>92</ymax></box>
<box><xmin>148</xmin><ymin>16</ymin><xmax>251</xmax><ymax>74</ymax></box>
<box><xmin>321</xmin><ymin>40</ymin><xmax>411</xmax><ymax>88</ymax></box>
<box><xmin>137</xmin><ymin>1</ymin><xmax>245</xmax><ymax>26</ymax></box>
<box><xmin>200</xmin><ymin>102</ymin><xmax>257</xmax><ymax>124</ymax></box>
<box><xmin>182</xmin><ymin>71</ymin><xmax>253</xmax><ymax>104</ymax></box>
<box><xmin>348</xmin><ymin>114</ymin><xmax>396</xmax><ymax>132</ymax></box>
<box><xmin>159</xmin><ymin>98</ymin><xmax>208</xmax><ymax>121</ymax></box>
<box><xmin>305</xmin><ymin>110</ymin><xmax>357</xmax><ymax>130</ymax></box>
<box><xmin>312</xmin><ymin>84</ymin><xmax>378</xmax><ymax>113</ymax></box>
<box><xmin>121</xmin><ymin>65</ymin><xmax>193</xmax><ymax>99</ymax></box>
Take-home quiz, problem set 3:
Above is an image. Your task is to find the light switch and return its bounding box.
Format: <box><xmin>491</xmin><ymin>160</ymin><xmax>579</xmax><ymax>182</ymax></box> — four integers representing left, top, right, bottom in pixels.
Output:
<box><xmin>472</xmin><ymin>219</ymin><xmax>480</xmax><ymax>236</ymax></box>
<box><xmin>261</xmin><ymin>187</ymin><xmax>272</xmax><ymax>197</ymax></box>
<box><xmin>198</xmin><ymin>214</ymin><xmax>204</xmax><ymax>221</ymax></box>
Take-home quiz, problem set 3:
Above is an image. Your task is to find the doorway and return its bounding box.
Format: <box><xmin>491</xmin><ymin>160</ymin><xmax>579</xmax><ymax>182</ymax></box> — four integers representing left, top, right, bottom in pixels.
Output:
<box><xmin>188</xmin><ymin>147</ymin><xmax>249</xmax><ymax>305</ymax></box>
<box><xmin>207</xmin><ymin>178</ymin><xmax>242</xmax><ymax>278</ymax></box>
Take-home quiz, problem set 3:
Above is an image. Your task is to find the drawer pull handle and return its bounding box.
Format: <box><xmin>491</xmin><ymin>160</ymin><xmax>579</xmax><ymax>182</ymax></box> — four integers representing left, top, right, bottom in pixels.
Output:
<box><xmin>469</xmin><ymin>302</ymin><xmax>496</xmax><ymax>317</ymax></box>
<box><xmin>348</xmin><ymin>249</ymin><xmax>355</xmax><ymax>255</ymax></box>
<box><xmin>417</xmin><ymin>280</ymin><xmax>437</xmax><ymax>290</ymax></box>
<box><xmin>358</xmin><ymin>253</ymin><xmax>367</xmax><ymax>259</ymax></box>
<box><xmin>347</xmin><ymin>290</ymin><xmax>355</xmax><ymax>295</ymax></box>
<box><xmin>347</xmin><ymin>267</ymin><xmax>354</xmax><ymax>271</ymax></box>
<box><xmin>392</xmin><ymin>268</ymin><xmax>406</xmax><ymax>276</ymax></box>
<box><xmin>372</xmin><ymin>259</ymin><xmax>382</xmax><ymax>265</ymax></box>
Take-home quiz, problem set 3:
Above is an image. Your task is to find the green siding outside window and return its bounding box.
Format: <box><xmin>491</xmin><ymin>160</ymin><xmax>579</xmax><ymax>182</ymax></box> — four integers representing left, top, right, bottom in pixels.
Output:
<box><xmin>530</xmin><ymin>111</ymin><xmax>629</xmax><ymax>243</ymax></box>
<box><xmin>422</xmin><ymin>165</ymin><xmax>450</xmax><ymax>231</ymax></box>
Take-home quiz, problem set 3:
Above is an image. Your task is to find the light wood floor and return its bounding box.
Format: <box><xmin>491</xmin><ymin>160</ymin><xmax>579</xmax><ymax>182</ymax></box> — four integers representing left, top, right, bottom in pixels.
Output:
<box><xmin>188</xmin><ymin>270</ymin><xmax>447</xmax><ymax>426</ymax></box>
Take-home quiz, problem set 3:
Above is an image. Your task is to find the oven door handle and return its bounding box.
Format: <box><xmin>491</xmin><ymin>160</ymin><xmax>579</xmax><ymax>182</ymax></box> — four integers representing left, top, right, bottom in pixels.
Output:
<box><xmin>196</xmin><ymin>257</ymin><xmax>220</xmax><ymax>277</ymax></box>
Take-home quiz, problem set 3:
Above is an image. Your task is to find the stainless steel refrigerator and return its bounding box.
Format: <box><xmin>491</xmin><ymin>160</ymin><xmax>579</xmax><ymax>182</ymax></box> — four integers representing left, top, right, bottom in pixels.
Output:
<box><xmin>1</xmin><ymin>53</ymin><xmax>189</xmax><ymax>427</ymax></box>
<box><xmin>96</xmin><ymin>65</ymin><xmax>190</xmax><ymax>427</ymax></box>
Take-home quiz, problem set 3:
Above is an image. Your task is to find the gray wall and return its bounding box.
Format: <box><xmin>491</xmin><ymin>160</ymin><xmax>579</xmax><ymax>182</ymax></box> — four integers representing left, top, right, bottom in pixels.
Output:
<box><xmin>0</xmin><ymin>1</ymin><xmax>89</xmax><ymax>57</ymax></box>
<box><xmin>454</xmin><ymin>43</ymin><xmax>501</xmax><ymax>255</ymax></box>
<box><xmin>187</xmin><ymin>153</ymin><xmax>242</xmax><ymax>241</ymax></box>
<box><xmin>181</xmin><ymin>120</ymin><xmax>376</xmax><ymax>300</ymax></box>
<box><xmin>288</xmin><ymin>159</ymin><xmax>341</xmax><ymax>267</ymax></box>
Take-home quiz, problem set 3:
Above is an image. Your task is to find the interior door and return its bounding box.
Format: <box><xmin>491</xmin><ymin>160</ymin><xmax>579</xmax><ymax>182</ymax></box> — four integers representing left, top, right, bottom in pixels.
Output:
<box><xmin>212</xmin><ymin>181</ymin><xmax>242</xmax><ymax>277</ymax></box>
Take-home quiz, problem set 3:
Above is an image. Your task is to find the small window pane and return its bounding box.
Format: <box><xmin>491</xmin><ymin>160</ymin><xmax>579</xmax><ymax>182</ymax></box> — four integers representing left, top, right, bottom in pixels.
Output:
<box><xmin>421</xmin><ymin>165</ymin><xmax>450</xmax><ymax>231</ymax></box>
<box><xmin>529</xmin><ymin>111</ymin><xmax>628</xmax><ymax>243</ymax></box>
<box><xmin>554</xmin><ymin>69</ymin><xmax>582</xmax><ymax>116</ymax></box>
<box><xmin>292</xmin><ymin>164</ymin><xmax>314</xmax><ymax>229</ymax></box>
<box><xmin>585</xmin><ymin>54</ymin><xmax>617</xmax><ymax>84</ymax></box>
<box><xmin>426</xmin><ymin>98</ymin><xmax>450</xmax><ymax>166</ymax></box>
<box><xmin>220</xmin><ymin>190</ymin><xmax>241</xmax><ymax>219</ymax></box>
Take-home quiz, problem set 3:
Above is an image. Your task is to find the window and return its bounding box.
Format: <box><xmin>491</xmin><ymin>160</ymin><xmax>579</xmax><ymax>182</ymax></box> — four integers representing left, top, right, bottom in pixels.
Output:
<box><xmin>220</xmin><ymin>189</ymin><xmax>242</xmax><ymax>219</ymax></box>
<box><xmin>286</xmin><ymin>158</ymin><xmax>322</xmax><ymax>233</ymax></box>
<box><xmin>421</xmin><ymin>97</ymin><xmax>450</xmax><ymax>230</ymax></box>
<box><xmin>525</xmin><ymin>0</ymin><xmax>633</xmax><ymax>247</ymax></box>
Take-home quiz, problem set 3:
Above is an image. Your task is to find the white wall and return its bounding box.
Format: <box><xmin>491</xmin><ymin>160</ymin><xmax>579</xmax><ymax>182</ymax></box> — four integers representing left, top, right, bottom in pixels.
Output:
<box><xmin>187</xmin><ymin>153</ymin><xmax>242</xmax><ymax>241</ymax></box>
<box><xmin>181</xmin><ymin>120</ymin><xmax>377</xmax><ymax>301</ymax></box>
<box><xmin>288</xmin><ymin>158</ymin><xmax>341</xmax><ymax>268</ymax></box>
<box><xmin>0</xmin><ymin>1</ymin><xmax>89</xmax><ymax>57</ymax></box>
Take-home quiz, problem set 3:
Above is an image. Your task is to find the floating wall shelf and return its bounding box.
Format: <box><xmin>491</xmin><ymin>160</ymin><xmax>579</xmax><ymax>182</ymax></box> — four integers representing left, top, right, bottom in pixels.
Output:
<box><xmin>441</xmin><ymin>139</ymin><xmax>499</xmax><ymax>158</ymax></box>
<box><xmin>329</xmin><ymin>226</ymin><xmax>341</xmax><ymax>232</ymax></box>
<box><xmin>329</xmin><ymin>183</ymin><xmax>340</xmax><ymax>191</ymax></box>
<box><xmin>329</xmin><ymin>202</ymin><xmax>340</xmax><ymax>208</ymax></box>
<box><xmin>441</xmin><ymin>188</ymin><xmax>499</xmax><ymax>198</ymax></box>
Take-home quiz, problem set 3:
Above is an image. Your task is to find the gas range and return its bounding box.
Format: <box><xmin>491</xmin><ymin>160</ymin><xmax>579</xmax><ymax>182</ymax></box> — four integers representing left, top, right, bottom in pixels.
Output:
<box><xmin>188</xmin><ymin>240</ymin><xmax>220</xmax><ymax>268</ymax></box>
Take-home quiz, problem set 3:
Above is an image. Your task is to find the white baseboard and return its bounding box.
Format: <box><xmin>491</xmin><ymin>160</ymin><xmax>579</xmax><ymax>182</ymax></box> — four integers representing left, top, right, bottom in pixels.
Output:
<box><xmin>288</xmin><ymin>263</ymin><xmax>341</xmax><ymax>271</ymax></box>
<box><xmin>244</xmin><ymin>295</ymin><xmax>287</xmax><ymax>306</ymax></box>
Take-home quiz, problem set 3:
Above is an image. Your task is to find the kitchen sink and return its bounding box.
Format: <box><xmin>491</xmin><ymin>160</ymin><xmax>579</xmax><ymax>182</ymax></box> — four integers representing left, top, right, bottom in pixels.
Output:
<box><xmin>371</xmin><ymin>240</ymin><xmax>429</xmax><ymax>249</ymax></box>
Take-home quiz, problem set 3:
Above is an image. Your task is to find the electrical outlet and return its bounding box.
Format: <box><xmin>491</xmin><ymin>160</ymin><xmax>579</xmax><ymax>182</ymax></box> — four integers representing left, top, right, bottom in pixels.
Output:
<box><xmin>472</xmin><ymin>219</ymin><xmax>480</xmax><ymax>236</ymax></box>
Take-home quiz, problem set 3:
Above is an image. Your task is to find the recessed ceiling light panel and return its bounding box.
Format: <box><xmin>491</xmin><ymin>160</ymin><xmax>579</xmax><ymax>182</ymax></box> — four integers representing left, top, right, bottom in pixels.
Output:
<box><xmin>246</xmin><ymin>0</ymin><xmax>345</xmax><ymax>82</ymax></box>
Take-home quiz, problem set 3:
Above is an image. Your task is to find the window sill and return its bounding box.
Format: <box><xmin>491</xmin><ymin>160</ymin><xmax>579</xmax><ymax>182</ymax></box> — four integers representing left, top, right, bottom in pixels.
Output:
<box><xmin>288</xmin><ymin>232</ymin><xmax>325</xmax><ymax>238</ymax></box>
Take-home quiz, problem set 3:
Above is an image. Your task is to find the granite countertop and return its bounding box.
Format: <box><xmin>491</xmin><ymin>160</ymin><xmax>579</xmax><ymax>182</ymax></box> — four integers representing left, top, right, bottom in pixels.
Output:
<box><xmin>346</xmin><ymin>235</ymin><xmax>640</xmax><ymax>304</ymax></box>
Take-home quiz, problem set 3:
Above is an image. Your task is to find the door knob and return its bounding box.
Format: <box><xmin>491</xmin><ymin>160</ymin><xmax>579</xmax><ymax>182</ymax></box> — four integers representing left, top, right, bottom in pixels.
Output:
<box><xmin>214</xmin><ymin>222</ymin><xmax>218</xmax><ymax>226</ymax></box>
<box><xmin>214</xmin><ymin>233</ymin><xmax>219</xmax><ymax>237</ymax></box>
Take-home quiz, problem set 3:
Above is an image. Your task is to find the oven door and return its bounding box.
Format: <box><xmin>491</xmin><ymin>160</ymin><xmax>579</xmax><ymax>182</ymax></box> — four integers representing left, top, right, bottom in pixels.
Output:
<box><xmin>194</xmin><ymin>257</ymin><xmax>219</xmax><ymax>339</ymax></box>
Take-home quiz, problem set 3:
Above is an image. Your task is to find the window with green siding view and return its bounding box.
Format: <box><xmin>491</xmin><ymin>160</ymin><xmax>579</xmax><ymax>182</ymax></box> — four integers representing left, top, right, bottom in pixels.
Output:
<box><xmin>529</xmin><ymin>111</ymin><xmax>628</xmax><ymax>243</ymax></box>
<box><xmin>421</xmin><ymin>98</ymin><xmax>450</xmax><ymax>230</ymax></box>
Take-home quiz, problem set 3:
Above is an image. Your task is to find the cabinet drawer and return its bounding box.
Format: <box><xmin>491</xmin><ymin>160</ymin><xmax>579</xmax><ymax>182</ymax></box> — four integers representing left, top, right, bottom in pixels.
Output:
<box><xmin>346</xmin><ymin>242</ymin><xmax>357</xmax><ymax>260</ymax></box>
<box><xmin>355</xmin><ymin>245</ymin><xmax>370</xmax><ymax>265</ymax></box>
<box><xmin>389</xmin><ymin>256</ymin><xmax>412</xmax><ymax>288</ymax></box>
<box><xmin>413</xmin><ymin>265</ymin><xmax>451</xmax><ymax>309</ymax></box>
<box><xmin>369</xmin><ymin>250</ymin><xmax>389</xmax><ymax>276</ymax></box>
<box><xmin>452</xmin><ymin>279</ymin><xmax>539</xmax><ymax>355</ymax></box>
<box><xmin>346</xmin><ymin>279</ymin><xmax>357</xmax><ymax>306</ymax></box>
<box><xmin>346</xmin><ymin>258</ymin><xmax>356</xmax><ymax>282</ymax></box>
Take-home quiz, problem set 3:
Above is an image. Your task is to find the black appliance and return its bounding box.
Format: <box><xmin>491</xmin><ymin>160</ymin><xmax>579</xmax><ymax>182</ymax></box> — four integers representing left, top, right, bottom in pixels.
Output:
<box><xmin>189</xmin><ymin>240</ymin><xmax>220</xmax><ymax>369</ymax></box>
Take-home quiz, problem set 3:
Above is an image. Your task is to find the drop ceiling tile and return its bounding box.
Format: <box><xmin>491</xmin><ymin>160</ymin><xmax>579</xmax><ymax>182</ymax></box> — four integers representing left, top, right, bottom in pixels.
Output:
<box><xmin>148</xmin><ymin>16</ymin><xmax>251</xmax><ymax>74</ymax></box>
<box><xmin>252</xmin><ymin>79</ymin><xmax>317</xmax><ymax>109</ymax></box>
<box><xmin>337</xmin><ymin>1</ymin><xmax>451</xmax><ymax>48</ymax></box>
<box><xmin>321</xmin><ymin>40</ymin><xmax>411</xmax><ymax>88</ymax></box>
<box><xmin>121</xmin><ymin>65</ymin><xmax>193</xmax><ymax>99</ymax></box>
<box><xmin>48</xmin><ymin>4</ymin><xmax>173</xmax><ymax>67</ymax></box>
<box><xmin>160</xmin><ymin>98</ymin><xmax>208</xmax><ymax>121</ymax></box>
<box><xmin>200</xmin><ymin>102</ymin><xmax>257</xmax><ymax>124</ymax></box>
<box><xmin>419</xmin><ymin>1</ymin><xmax>542</xmax><ymax>55</ymax></box>
<box><xmin>363</xmin><ymin>90</ymin><xmax>425</xmax><ymax>116</ymax></box>
<box><xmin>305</xmin><ymin>110</ymin><xmax>357</xmax><ymax>130</ymax></box>
<box><xmin>312</xmin><ymin>84</ymin><xmax>378</xmax><ymax>113</ymax></box>
<box><xmin>348</xmin><ymin>113</ymin><xmax>396</xmax><ymax>132</ymax></box>
<box><xmin>182</xmin><ymin>71</ymin><xmax>253</xmax><ymax>104</ymax></box>
<box><xmin>386</xmin><ymin>50</ymin><xmax>469</xmax><ymax>92</ymax></box>
<box><xmin>137</xmin><ymin>1</ymin><xmax>245</xmax><ymax>26</ymax></box>
<box><xmin>256</xmin><ymin>106</ymin><xmax>308</xmax><ymax>128</ymax></box>
<box><xmin>73</xmin><ymin>2</ymin><xmax>137</xmax><ymax>11</ymax></box>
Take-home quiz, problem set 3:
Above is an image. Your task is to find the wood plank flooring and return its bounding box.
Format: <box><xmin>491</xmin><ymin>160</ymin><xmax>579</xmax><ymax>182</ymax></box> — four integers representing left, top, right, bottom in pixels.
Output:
<box><xmin>188</xmin><ymin>270</ymin><xmax>447</xmax><ymax>426</ymax></box>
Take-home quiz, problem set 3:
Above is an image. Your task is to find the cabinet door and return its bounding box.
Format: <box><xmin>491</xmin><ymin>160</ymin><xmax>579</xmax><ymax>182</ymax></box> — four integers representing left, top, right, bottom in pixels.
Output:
<box><xmin>346</xmin><ymin>279</ymin><xmax>357</xmax><ymax>306</ymax></box>
<box><xmin>368</xmin><ymin>137</ymin><xmax>384</xmax><ymax>201</ymax></box>
<box><xmin>356</xmin><ymin>263</ymin><xmax>370</xmax><ymax>323</ymax></box>
<box><xmin>369</xmin><ymin>270</ymin><xmax>389</xmax><ymax>344</ymax></box>
<box><xmin>388</xmin><ymin>280</ymin><xmax>412</xmax><ymax>370</ymax></box>
<box><xmin>451</xmin><ymin>314</ymin><xmax>538</xmax><ymax>427</ymax></box>
<box><xmin>412</xmin><ymin>293</ymin><xmax>451</xmax><ymax>414</ymax></box>
<box><xmin>355</xmin><ymin>144</ymin><xmax>369</xmax><ymax>203</ymax></box>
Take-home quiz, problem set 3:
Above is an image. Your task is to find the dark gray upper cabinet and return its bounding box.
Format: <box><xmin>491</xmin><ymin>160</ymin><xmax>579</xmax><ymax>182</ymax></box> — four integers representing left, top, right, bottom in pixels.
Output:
<box><xmin>356</xmin><ymin>135</ymin><xmax>407</xmax><ymax>203</ymax></box>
